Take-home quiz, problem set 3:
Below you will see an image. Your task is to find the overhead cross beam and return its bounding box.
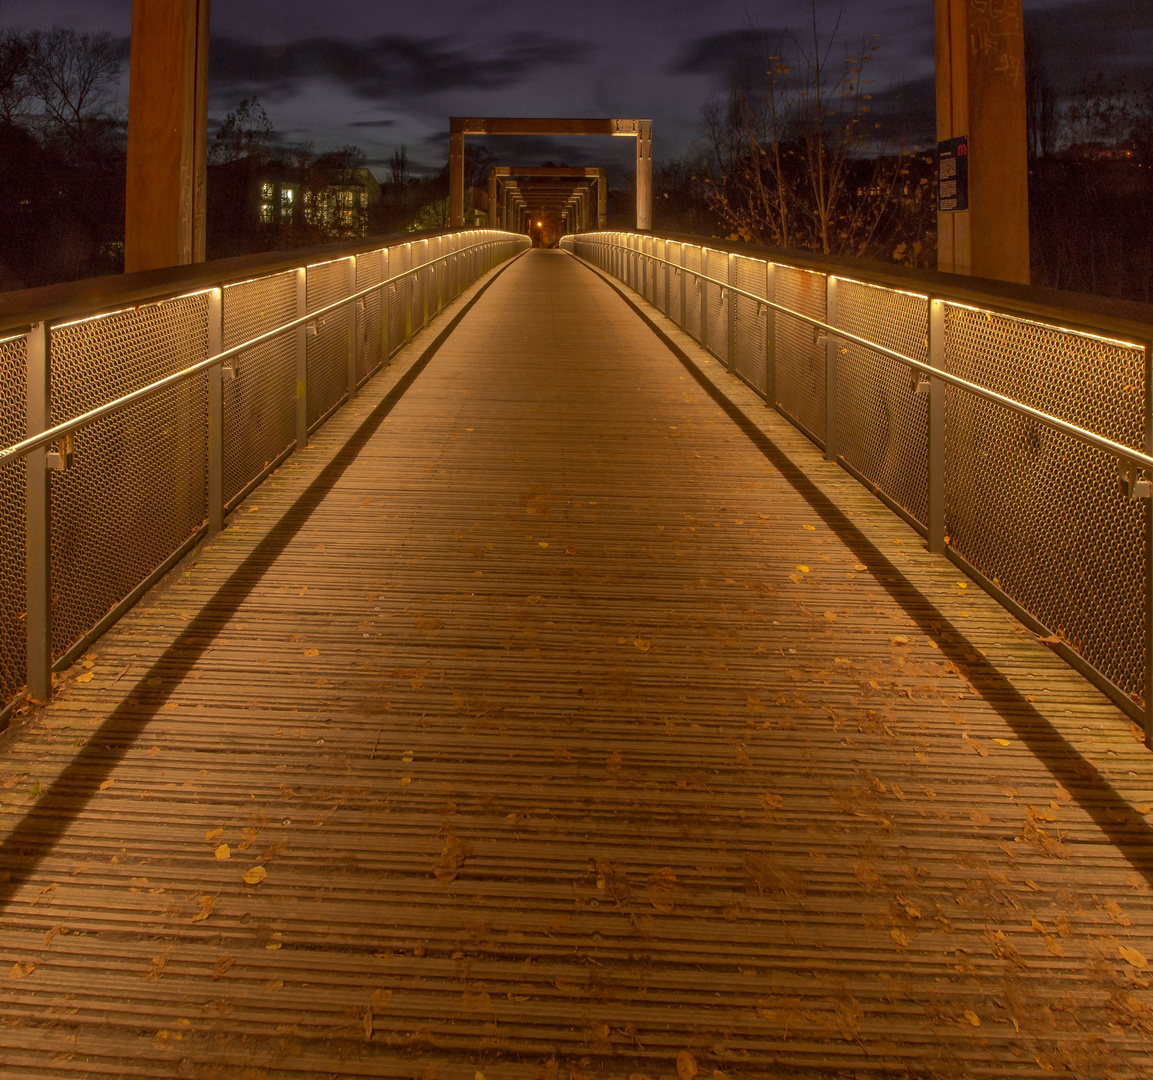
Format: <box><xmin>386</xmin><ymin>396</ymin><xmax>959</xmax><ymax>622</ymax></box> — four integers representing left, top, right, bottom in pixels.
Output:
<box><xmin>450</xmin><ymin>117</ymin><xmax>650</xmax><ymax>232</ymax></box>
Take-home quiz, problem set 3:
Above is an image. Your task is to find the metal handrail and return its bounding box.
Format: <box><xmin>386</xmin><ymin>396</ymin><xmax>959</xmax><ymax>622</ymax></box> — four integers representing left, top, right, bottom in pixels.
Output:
<box><xmin>568</xmin><ymin>235</ymin><xmax>1153</xmax><ymax>473</ymax></box>
<box><xmin>0</xmin><ymin>235</ymin><xmax>519</xmax><ymax>467</ymax></box>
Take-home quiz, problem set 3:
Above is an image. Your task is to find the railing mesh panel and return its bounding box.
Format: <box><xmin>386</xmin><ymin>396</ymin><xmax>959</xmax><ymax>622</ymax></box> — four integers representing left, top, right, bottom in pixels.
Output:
<box><xmin>306</xmin><ymin>259</ymin><xmax>350</xmax><ymax>427</ymax></box>
<box><xmin>733</xmin><ymin>256</ymin><xmax>768</xmax><ymax>395</ymax></box>
<box><xmin>944</xmin><ymin>306</ymin><xmax>1146</xmax><ymax>700</ymax></box>
<box><xmin>222</xmin><ymin>270</ymin><xmax>297</xmax><ymax>506</ymax></box>
<box><xmin>775</xmin><ymin>264</ymin><xmax>827</xmax><ymax>443</ymax></box>
<box><xmin>410</xmin><ymin>241</ymin><xmax>427</xmax><ymax>336</ymax></box>
<box><xmin>705</xmin><ymin>248</ymin><xmax>729</xmax><ymax>363</ymax></box>
<box><xmin>836</xmin><ymin>280</ymin><xmax>930</xmax><ymax>525</ymax></box>
<box><xmin>356</xmin><ymin>249</ymin><xmax>385</xmax><ymax>385</ymax></box>
<box><xmin>388</xmin><ymin>245</ymin><xmax>409</xmax><ymax>353</ymax></box>
<box><xmin>0</xmin><ymin>336</ymin><xmax>27</xmax><ymax>707</ymax></box>
<box><xmin>667</xmin><ymin>242</ymin><xmax>682</xmax><ymax>323</ymax></box>
<box><xmin>49</xmin><ymin>294</ymin><xmax>209</xmax><ymax>659</ymax></box>
<box><xmin>684</xmin><ymin>247</ymin><xmax>702</xmax><ymax>342</ymax></box>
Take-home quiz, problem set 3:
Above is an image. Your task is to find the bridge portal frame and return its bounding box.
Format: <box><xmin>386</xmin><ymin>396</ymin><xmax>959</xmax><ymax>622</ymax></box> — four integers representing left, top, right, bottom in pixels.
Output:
<box><xmin>487</xmin><ymin>167</ymin><xmax>608</xmax><ymax>233</ymax></box>
<box><xmin>450</xmin><ymin>118</ymin><xmax>650</xmax><ymax>232</ymax></box>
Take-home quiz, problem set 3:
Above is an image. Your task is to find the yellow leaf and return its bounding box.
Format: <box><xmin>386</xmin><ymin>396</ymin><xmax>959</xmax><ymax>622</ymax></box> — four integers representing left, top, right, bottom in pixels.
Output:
<box><xmin>205</xmin><ymin>826</ymin><xmax>223</xmax><ymax>841</ymax></box>
<box><xmin>1119</xmin><ymin>944</ymin><xmax>1148</xmax><ymax>969</ymax></box>
<box><xmin>190</xmin><ymin>896</ymin><xmax>214</xmax><ymax>923</ymax></box>
<box><xmin>890</xmin><ymin>928</ymin><xmax>907</xmax><ymax>948</ymax></box>
<box><xmin>538</xmin><ymin>541</ymin><xmax>549</xmax><ymax>548</ymax></box>
<box><xmin>853</xmin><ymin>562</ymin><xmax>867</xmax><ymax>572</ymax></box>
<box><xmin>76</xmin><ymin>671</ymin><xmax>94</xmax><ymax>684</ymax></box>
<box><xmin>891</xmin><ymin>635</ymin><xmax>909</xmax><ymax>645</ymax></box>
<box><xmin>526</xmin><ymin>595</ymin><xmax>542</xmax><ymax>604</ymax></box>
<box><xmin>99</xmin><ymin>779</ymin><xmax>114</xmax><ymax>791</ymax></box>
<box><xmin>891</xmin><ymin>784</ymin><xmax>905</xmax><ymax>800</ymax></box>
<box><xmin>242</xmin><ymin>865</ymin><xmax>267</xmax><ymax>885</ymax></box>
<box><xmin>803</xmin><ymin>524</ymin><xmax>815</xmax><ymax>531</ymax></box>
<box><xmin>214</xmin><ymin>844</ymin><xmax>231</xmax><ymax>860</ymax></box>
<box><xmin>963</xmin><ymin>1009</ymin><xmax>980</xmax><ymax>1027</ymax></box>
<box><xmin>633</xmin><ymin>637</ymin><xmax>652</xmax><ymax>652</ymax></box>
<box><xmin>796</xmin><ymin>565</ymin><xmax>810</xmax><ymax>573</ymax></box>
<box><xmin>823</xmin><ymin>611</ymin><xmax>837</xmax><ymax>622</ymax></box>
<box><xmin>364</xmin><ymin>1007</ymin><xmax>373</xmax><ymax>1041</ymax></box>
<box><xmin>761</xmin><ymin>792</ymin><xmax>783</xmax><ymax>811</ymax></box>
<box><xmin>303</xmin><ymin>648</ymin><xmax>319</xmax><ymax>657</ymax></box>
<box><xmin>993</xmin><ymin>738</ymin><xmax>1011</xmax><ymax>747</ymax></box>
<box><xmin>677</xmin><ymin>1050</ymin><xmax>699</xmax><ymax>1080</ymax></box>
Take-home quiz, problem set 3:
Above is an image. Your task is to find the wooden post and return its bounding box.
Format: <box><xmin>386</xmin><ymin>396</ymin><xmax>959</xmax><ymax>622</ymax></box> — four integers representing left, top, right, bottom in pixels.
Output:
<box><xmin>449</xmin><ymin>130</ymin><xmax>466</xmax><ymax>229</ymax></box>
<box><xmin>125</xmin><ymin>0</ymin><xmax>210</xmax><ymax>272</ymax></box>
<box><xmin>935</xmin><ymin>0</ymin><xmax>1030</xmax><ymax>283</ymax></box>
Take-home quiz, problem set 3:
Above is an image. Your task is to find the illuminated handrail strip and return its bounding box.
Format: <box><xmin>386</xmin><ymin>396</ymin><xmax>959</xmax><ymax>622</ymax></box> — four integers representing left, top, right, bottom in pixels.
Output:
<box><xmin>0</xmin><ymin>234</ymin><xmax>524</xmax><ymax>466</ymax></box>
<box><xmin>565</xmin><ymin>235</ymin><xmax>1153</xmax><ymax>473</ymax></box>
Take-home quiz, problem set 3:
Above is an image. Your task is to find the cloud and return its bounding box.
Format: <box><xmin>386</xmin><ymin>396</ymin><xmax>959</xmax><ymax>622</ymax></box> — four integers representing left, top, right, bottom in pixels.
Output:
<box><xmin>671</xmin><ymin>29</ymin><xmax>790</xmax><ymax>92</ymax></box>
<box><xmin>208</xmin><ymin>32</ymin><xmax>596</xmax><ymax>103</ymax></box>
<box><xmin>348</xmin><ymin>119</ymin><xmax>398</xmax><ymax>129</ymax></box>
<box><xmin>1025</xmin><ymin>0</ymin><xmax>1153</xmax><ymax>94</ymax></box>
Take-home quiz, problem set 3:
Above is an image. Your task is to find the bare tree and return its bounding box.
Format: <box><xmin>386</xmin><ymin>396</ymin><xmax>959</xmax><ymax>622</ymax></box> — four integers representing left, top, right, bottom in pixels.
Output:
<box><xmin>0</xmin><ymin>28</ymin><xmax>33</xmax><ymax>125</ymax></box>
<box><xmin>389</xmin><ymin>144</ymin><xmax>409</xmax><ymax>186</ymax></box>
<box><xmin>210</xmin><ymin>97</ymin><xmax>274</xmax><ymax>165</ymax></box>
<box><xmin>700</xmin><ymin>1</ymin><xmax>921</xmax><ymax>262</ymax></box>
<box><xmin>26</xmin><ymin>28</ymin><xmax>122</xmax><ymax>141</ymax></box>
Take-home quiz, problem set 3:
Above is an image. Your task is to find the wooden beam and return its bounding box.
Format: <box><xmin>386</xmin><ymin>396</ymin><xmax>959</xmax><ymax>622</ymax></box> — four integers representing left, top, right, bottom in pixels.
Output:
<box><xmin>125</xmin><ymin>0</ymin><xmax>210</xmax><ymax>272</ymax></box>
<box><xmin>935</xmin><ymin>0</ymin><xmax>1029</xmax><ymax>283</ymax></box>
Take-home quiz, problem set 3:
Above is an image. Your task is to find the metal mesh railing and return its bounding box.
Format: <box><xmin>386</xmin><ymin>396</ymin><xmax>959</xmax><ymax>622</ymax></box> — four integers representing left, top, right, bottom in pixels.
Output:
<box><xmin>0</xmin><ymin>228</ymin><xmax>529</xmax><ymax>715</ymax></box>
<box><xmin>943</xmin><ymin>305</ymin><xmax>1146</xmax><ymax>696</ymax></box>
<box><xmin>222</xmin><ymin>270</ymin><xmax>297</xmax><ymax>506</ymax></box>
<box><xmin>837</xmin><ymin>279</ymin><xmax>930</xmax><ymax>526</ymax></box>
<box><xmin>0</xmin><ymin>335</ymin><xmax>27</xmax><ymax>707</ymax></box>
<box><xmin>562</xmin><ymin>229</ymin><xmax>1153</xmax><ymax>729</ymax></box>
<box><xmin>49</xmin><ymin>294</ymin><xmax>210</xmax><ymax>659</ymax></box>
<box><xmin>306</xmin><ymin>258</ymin><xmax>351</xmax><ymax>428</ymax></box>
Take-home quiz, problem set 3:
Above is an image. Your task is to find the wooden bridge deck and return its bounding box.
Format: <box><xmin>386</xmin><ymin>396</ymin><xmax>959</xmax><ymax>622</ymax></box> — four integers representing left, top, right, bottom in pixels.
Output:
<box><xmin>2</xmin><ymin>248</ymin><xmax>1153</xmax><ymax>1079</ymax></box>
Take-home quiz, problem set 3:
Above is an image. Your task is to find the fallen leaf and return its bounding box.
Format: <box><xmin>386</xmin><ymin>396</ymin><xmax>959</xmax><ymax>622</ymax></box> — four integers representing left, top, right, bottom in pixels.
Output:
<box><xmin>803</xmin><ymin>524</ymin><xmax>815</xmax><ymax>531</ymax></box>
<box><xmin>823</xmin><ymin>611</ymin><xmax>837</xmax><ymax>622</ymax></box>
<box><xmin>1120</xmin><ymin>944</ymin><xmax>1148</xmax><ymax>969</ymax></box>
<box><xmin>677</xmin><ymin>1050</ymin><xmax>698</xmax><ymax>1080</ymax></box>
<box><xmin>994</xmin><ymin>738</ymin><xmax>1011</xmax><ymax>747</ymax></box>
<box><xmin>538</xmin><ymin>541</ymin><xmax>548</xmax><ymax>548</ymax></box>
<box><xmin>303</xmin><ymin>648</ymin><xmax>319</xmax><ymax>657</ymax></box>
<box><xmin>99</xmin><ymin>779</ymin><xmax>114</xmax><ymax>791</ymax></box>
<box><xmin>891</xmin><ymin>784</ymin><xmax>906</xmax><ymax>800</ymax></box>
<box><xmin>633</xmin><ymin>638</ymin><xmax>651</xmax><ymax>652</ymax></box>
<box><xmin>214</xmin><ymin>844</ymin><xmax>231</xmax><ymax>860</ymax></box>
<box><xmin>891</xmin><ymin>928</ymin><xmax>908</xmax><ymax>948</ymax></box>
<box><xmin>434</xmin><ymin>835</ymin><xmax>466</xmax><ymax>883</ymax></box>
<box><xmin>963</xmin><ymin>1009</ymin><xmax>980</xmax><ymax>1027</ymax></box>
<box><xmin>760</xmin><ymin>792</ymin><xmax>783</xmax><ymax>811</ymax></box>
<box><xmin>853</xmin><ymin>562</ymin><xmax>867</xmax><ymax>572</ymax></box>
<box><xmin>190</xmin><ymin>896</ymin><xmax>214</xmax><ymax>923</ymax></box>
<box><xmin>205</xmin><ymin>826</ymin><xmax>223</xmax><ymax>841</ymax></box>
<box><xmin>212</xmin><ymin>955</ymin><xmax>234</xmax><ymax>980</ymax></box>
<box><xmin>963</xmin><ymin>734</ymin><xmax>989</xmax><ymax>758</ymax></box>
<box><xmin>527</xmin><ymin>595</ymin><xmax>542</xmax><ymax>604</ymax></box>
<box><xmin>606</xmin><ymin>750</ymin><xmax>622</xmax><ymax>773</ymax></box>
<box><xmin>796</xmin><ymin>565</ymin><xmax>810</xmax><ymax>573</ymax></box>
<box><xmin>76</xmin><ymin>671</ymin><xmax>94</xmax><ymax>684</ymax></box>
<box><xmin>891</xmin><ymin>635</ymin><xmax>909</xmax><ymax>645</ymax></box>
<box><xmin>364</xmin><ymin>1007</ymin><xmax>373</xmax><ymax>1041</ymax></box>
<box><xmin>242</xmin><ymin>865</ymin><xmax>267</xmax><ymax>885</ymax></box>
<box><xmin>43</xmin><ymin>925</ymin><xmax>64</xmax><ymax>946</ymax></box>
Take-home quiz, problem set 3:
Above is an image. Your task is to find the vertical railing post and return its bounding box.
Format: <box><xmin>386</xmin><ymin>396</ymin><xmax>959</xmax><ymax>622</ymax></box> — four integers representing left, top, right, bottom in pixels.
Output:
<box><xmin>824</xmin><ymin>275</ymin><xmax>839</xmax><ymax>462</ymax></box>
<box><xmin>928</xmin><ymin>298</ymin><xmax>947</xmax><ymax>555</ymax></box>
<box><xmin>765</xmin><ymin>262</ymin><xmax>777</xmax><ymax>406</ymax></box>
<box><xmin>404</xmin><ymin>244</ymin><xmax>414</xmax><ymax>344</ymax></box>
<box><xmin>699</xmin><ymin>249</ymin><xmax>708</xmax><ymax>352</ymax></box>
<box><xmin>207</xmin><ymin>286</ymin><xmax>224</xmax><ymax>534</ymax></box>
<box><xmin>295</xmin><ymin>266</ymin><xmax>308</xmax><ymax>449</ymax></box>
<box><xmin>679</xmin><ymin>246</ymin><xmax>687</xmax><ymax>330</ymax></box>
<box><xmin>662</xmin><ymin>240</ymin><xmax>670</xmax><ymax>315</ymax></box>
<box><xmin>726</xmin><ymin>253</ymin><xmax>737</xmax><ymax>372</ymax></box>
<box><xmin>347</xmin><ymin>256</ymin><xmax>358</xmax><ymax>402</ymax></box>
<box><xmin>25</xmin><ymin>320</ymin><xmax>52</xmax><ymax>701</ymax></box>
<box><xmin>422</xmin><ymin>240</ymin><xmax>431</xmax><ymax>329</ymax></box>
<box><xmin>381</xmin><ymin>248</ymin><xmax>390</xmax><ymax>366</ymax></box>
<box><xmin>1142</xmin><ymin>338</ymin><xmax>1152</xmax><ymax>745</ymax></box>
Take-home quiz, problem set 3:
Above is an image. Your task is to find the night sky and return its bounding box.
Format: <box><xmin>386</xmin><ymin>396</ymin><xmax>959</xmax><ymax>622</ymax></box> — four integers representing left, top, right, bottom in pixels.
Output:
<box><xmin>2</xmin><ymin>0</ymin><xmax>1151</xmax><ymax>178</ymax></box>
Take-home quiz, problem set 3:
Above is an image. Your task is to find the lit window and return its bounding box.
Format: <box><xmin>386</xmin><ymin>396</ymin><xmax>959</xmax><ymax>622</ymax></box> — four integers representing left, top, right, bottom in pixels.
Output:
<box><xmin>282</xmin><ymin>187</ymin><xmax>294</xmax><ymax>205</ymax></box>
<box><xmin>259</xmin><ymin>203</ymin><xmax>273</xmax><ymax>223</ymax></box>
<box><xmin>360</xmin><ymin>191</ymin><xmax>367</xmax><ymax>208</ymax></box>
<box><xmin>261</xmin><ymin>182</ymin><xmax>274</xmax><ymax>200</ymax></box>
